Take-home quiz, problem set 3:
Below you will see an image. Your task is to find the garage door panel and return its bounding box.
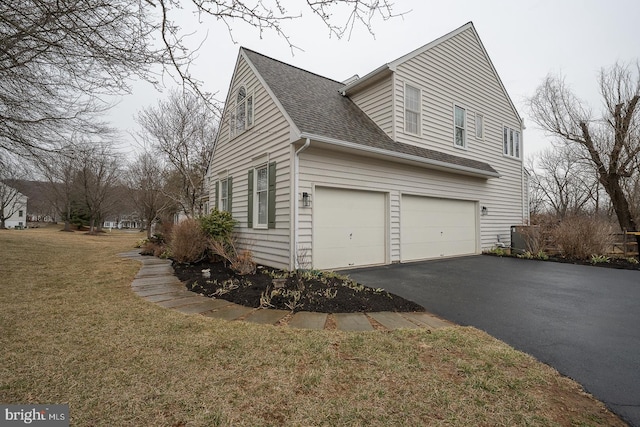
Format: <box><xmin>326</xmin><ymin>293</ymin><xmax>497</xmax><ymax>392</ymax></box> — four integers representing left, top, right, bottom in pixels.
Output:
<box><xmin>401</xmin><ymin>196</ymin><xmax>477</xmax><ymax>261</ymax></box>
<box><xmin>314</xmin><ymin>188</ymin><xmax>386</xmax><ymax>270</ymax></box>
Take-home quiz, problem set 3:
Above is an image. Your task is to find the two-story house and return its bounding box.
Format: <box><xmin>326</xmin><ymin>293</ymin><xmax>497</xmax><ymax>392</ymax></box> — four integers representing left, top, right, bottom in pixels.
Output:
<box><xmin>0</xmin><ymin>182</ymin><xmax>28</xmax><ymax>229</ymax></box>
<box><xmin>208</xmin><ymin>22</ymin><xmax>527</xmax><ymax>270</ymax></box>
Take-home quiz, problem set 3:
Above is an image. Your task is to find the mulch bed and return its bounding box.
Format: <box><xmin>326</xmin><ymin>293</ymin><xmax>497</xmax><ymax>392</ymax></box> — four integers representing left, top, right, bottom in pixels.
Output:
<box><xmin>487</xmin><ymin>253</ymin><xmax>640</xmax><ymax>270</ymax></box>
<box><xmin>173</xmin><ymin>260</ymin><xmax>425</xmax><ymax>314</ymax></box>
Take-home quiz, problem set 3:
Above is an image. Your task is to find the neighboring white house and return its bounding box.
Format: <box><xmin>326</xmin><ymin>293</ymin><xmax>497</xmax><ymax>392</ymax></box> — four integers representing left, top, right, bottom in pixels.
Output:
<box><xmin>208</xmin><ymin>22</ymin><xmax>527</xmax><ymax>270</ymax></box>
<box><xmin>0</xmin><ymin>183</ymin><xmax>28</xmax><ymax>229</ymax></box>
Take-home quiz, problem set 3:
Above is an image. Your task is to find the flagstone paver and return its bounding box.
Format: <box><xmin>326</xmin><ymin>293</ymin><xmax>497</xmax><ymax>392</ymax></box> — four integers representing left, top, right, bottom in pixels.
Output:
<box><xmin>174</xmin><ymin>299</ymin><xmax>232</xmax><ymax>314</ymax></box>
<box><xmin>157</xmin><ymin>295</ymin><xmax>209</xmax><ymax>308</ymax></box>
<box><xmin>202</xmin><ymin>304</ymin><xmax>254</xmax><ymax>321</ymax></box>
<box><xmin>333</xmin><ymin>313</ymin><xmax>374</xmax><ymax>331</ymax></box>
<box><xmin>288</xmin><ymin>311</ymin><xmax>328</xmax><ymax>330</ymax></box>
<box><xmin>368</xmin><ymin>311</ymin><xmax>421</xmax><ymax>330</ymax></box>
<box><xmin>244</xmin><ymin>308</ymin><xmax>290</xmax><ymax>325</ymax></box>
<box><xmin>402</xmin><ymin>312</ymin><xmax>454</xmax><ymax>329</ymax></box>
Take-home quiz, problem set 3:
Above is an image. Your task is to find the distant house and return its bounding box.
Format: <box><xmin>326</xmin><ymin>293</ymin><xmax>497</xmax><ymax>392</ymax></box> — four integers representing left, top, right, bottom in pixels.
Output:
<box><xmin>0</xmin><ymin>183</ymin><xmax>28</xmax><ymax>229</ymax></box>
<box><xmin>103</xmin><ymin>214</ymin><xmax>143</xmax><ymax>230</ymax></box>
<box><xmin>207</xmin><ymin>22</ymin><xmax>527</xmax><ymax>270</ymax></box>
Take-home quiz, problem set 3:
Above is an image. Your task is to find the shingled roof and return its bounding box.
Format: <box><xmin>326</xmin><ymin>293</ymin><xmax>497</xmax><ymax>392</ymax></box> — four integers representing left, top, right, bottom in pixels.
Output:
<box><xmin>242</xmin><ymin>48</ymin><xmax>499</xmax><ymax>177</ymax></box>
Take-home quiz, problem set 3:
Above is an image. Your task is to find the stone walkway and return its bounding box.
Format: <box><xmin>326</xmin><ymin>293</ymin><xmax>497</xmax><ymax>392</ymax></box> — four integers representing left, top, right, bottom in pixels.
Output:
<box><xmin>120</xmin><ymin>250</ymin><xmax>453</xmax><ymax>332</ymax></box>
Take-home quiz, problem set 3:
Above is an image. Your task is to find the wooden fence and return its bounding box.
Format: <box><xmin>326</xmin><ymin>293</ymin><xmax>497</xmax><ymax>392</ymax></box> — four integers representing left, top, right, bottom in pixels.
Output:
<box><xmin>511</xmin><ymin>226</ymin><xmax>639</xmax><ymax>257</ymax></box>
<box><xmin>611</xmin><ymin>231</ymin><xmax>640</xmax><ymax>257</ymax></box>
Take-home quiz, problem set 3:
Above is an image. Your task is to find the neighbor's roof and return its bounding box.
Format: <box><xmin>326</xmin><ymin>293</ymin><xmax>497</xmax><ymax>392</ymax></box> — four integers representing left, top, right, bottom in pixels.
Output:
<box><xmin>242</xmin><ymin>48</ymin><xmax>499</xmax><ymax>178</ymax></box>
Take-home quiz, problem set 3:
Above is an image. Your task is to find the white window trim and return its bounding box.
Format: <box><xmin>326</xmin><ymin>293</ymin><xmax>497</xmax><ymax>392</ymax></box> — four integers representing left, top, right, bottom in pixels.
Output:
<box><xmin>404</xmin><ymin>83</ymin><xmax>421</xmax><ymax>135</ymax></box>
<box><xmin>254</xmin><ymin>164</ymin><xmax>268</xmax><ymax>229</ymax></box>
<box><xmin>229</xmin><ymin>85</ymin><xmax>254</xmax><ymax>139</ymax></box>
<box><xmin>454</xmin><ymin>104</ymin><xmax>467</xmax><ymax>149</ymax></box>
<box><xmin>219</xmin><ymin>177</ymin><xmax>229</xmax><ymax>212</ymax></box>
<box><xmin>475</xmin><ymin>113</ymin><xmax>484</xmax><ymax>140</ymax></box>
<box><xmin>503</xmin><ymin>125</ymin><xmax>522</xmax><ymax>160</ymax></box>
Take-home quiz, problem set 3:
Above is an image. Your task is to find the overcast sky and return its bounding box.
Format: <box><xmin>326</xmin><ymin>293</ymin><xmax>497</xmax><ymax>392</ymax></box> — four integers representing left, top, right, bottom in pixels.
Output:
<box><xmin>110</xmin><ymin>0</ymin><xmax>640</xmax><ymax>159</ymax></box>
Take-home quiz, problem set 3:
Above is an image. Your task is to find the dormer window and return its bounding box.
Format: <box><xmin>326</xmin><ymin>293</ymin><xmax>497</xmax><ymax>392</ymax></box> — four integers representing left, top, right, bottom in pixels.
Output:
<box><xmin>231</xmin><ymin>86</ymin><xmax>253</xmax><ymax>137</ymax></box>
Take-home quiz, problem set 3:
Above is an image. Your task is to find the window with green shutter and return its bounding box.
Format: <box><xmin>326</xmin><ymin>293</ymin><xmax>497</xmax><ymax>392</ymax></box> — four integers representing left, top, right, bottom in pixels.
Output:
<box><xmin>217</xmin><ymin>177</ymin><xmax>233</xmax><ymax>212</ymax></box>
<box><xmin>248</xmin><ymin>162</ymin><xmax>276</xmax><ymax>229</ymax></box>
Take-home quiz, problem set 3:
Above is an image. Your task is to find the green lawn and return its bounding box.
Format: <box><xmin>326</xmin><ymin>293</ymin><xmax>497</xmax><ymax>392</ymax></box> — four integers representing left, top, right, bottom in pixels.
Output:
<box><xmin>0</xmin><ymin>227</ymin><xmax>625</xmax><ymax>426</ymax></box>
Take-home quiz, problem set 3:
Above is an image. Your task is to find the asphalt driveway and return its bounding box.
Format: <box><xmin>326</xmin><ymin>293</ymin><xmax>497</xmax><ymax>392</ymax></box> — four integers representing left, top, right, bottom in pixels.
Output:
<box><xmin>347</xmin><ymin>255</ymin><xmax>640</xmax><ymax>427</ymax></box>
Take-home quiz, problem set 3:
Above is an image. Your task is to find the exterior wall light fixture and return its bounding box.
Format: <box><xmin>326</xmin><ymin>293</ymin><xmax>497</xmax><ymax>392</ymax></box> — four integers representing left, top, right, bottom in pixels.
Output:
<box><xmin>302</xmin><ymin>192</ymin><xmax>311</xmax><ymax>207</ymax></box>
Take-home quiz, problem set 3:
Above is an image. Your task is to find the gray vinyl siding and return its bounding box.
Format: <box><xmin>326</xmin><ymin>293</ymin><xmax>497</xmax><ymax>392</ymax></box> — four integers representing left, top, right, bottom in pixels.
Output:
<box><xmin>209</xmin><ymin>54</ymin><xmax>292</xmax><ymax>270</ymax></box>
<box><xmin>349</xmin><ymin>77</ymin><xmax>394</xmax><ymax>138</ymax></box>
<box><xmin>298</xmin><ymin>147</ymin><xmax>522</xmax><ymax>264</ymax></box>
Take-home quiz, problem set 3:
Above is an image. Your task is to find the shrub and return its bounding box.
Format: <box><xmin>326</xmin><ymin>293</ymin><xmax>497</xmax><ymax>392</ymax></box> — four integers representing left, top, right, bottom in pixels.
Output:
<box><xmin>169</xmin><ymin>218</ymin><xmax>209</xmax><ymax>264</ymax></box>
<box><xmin>231</xmin><ymin>249</ymin><xmax>256</xmax><ymax>275</ymax></box>
<box><xmin>140</xmin><ymin>241</ymin><xmax>158</xmax><ymax>256</ymax></box>
<box><xmin>199</xmin><ymin>209</ymin><xmax>237</xmax><ymax>241</ymax></box>
<box><xmin>209</xmin><ymin>236</ymin><xmax>256</xmax><ymax>275</ymax></box>
<box><xmin>552</xmin><ymin>215</ymin><xmax>613</xmax><ymax>260</ymax></box>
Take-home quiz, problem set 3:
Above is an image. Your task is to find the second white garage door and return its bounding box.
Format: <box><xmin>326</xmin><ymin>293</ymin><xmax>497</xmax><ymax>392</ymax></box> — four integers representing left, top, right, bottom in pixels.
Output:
<box><xmin>401</xmin><ymin>195</ymin><xmax>477</xmax><ymax>261</ymax></box>
<box><xmin>314</xmin><ymin>187</ymin><xmax>386</xmax><ymax>270</ymax></box>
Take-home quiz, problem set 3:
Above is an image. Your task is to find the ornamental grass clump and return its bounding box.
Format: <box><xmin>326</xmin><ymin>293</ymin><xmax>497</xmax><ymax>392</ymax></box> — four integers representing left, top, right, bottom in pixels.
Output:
<box><xmin>169</xmin><ymin>218</ymin><xmax>209</xmax><ymax>263</ymax></box>
<box><xmin>553</xmin><ymin>215</ymin><xmax>613</xmax><ymax>260</ymax></box>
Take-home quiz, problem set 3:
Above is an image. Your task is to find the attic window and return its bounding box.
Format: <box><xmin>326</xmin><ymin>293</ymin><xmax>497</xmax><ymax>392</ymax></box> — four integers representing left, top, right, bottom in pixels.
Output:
<box><xmin>231</xmin><ymin>86</ymin><xmax>253</xmax><ymax>137</ymax></box>
<box><xmin>503</xmin><ymin>126</ymin><xmax>521</xmax><ymax>159</ymax></box>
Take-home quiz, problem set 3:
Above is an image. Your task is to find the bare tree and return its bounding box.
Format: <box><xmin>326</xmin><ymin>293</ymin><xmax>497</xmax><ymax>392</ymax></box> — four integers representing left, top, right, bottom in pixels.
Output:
<box><xmin>529</xmin><ymin>62</ymin><xmax>640</xmax><ymax>254</ymax></box>
<box><xmin>136</xmin><ymin>89</ymin><xmax>215</xmax><ymax>218</ymax></box>
<box><xmin>126</xmin><ymin>150</ymin><xmax>172</xmax><ymax>238</ymax></box>
<box><xmin>527</xmin><ymin>145</ymin><xmax>602</xmax><ymax>218</ymax></box>
<box><xmin>36</xmin><ymin>147</ymin><xmax>82</xmax><ymax>232</ymax></box>
<box><xmin>1</xmin><ymin>0</ymin><xmax>400</xmax><ymax>159</ymax></box>
<box><xmin>75</xmin><ymin>143</ymin><xmax>122</xmax><ymax>233</ymax></box>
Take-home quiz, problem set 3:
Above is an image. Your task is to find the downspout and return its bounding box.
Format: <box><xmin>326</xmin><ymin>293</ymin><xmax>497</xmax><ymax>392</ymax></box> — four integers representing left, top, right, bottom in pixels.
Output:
<box><xmin>293</xmin><ymin>138</ymin><xmax>311</xmax><ymax>270</ymax></box>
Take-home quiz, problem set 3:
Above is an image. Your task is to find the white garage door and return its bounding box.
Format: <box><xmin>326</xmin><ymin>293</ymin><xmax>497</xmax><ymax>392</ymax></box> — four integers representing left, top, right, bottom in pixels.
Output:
<box><xmin>401</xmin><ymin>195</ymin><xmax>477</xmax><ymax>261</ymax></box>
<box><xmin>314</xmin><ymin>187</ymin><xmax>386</xmax><ymax>269</ymax></box>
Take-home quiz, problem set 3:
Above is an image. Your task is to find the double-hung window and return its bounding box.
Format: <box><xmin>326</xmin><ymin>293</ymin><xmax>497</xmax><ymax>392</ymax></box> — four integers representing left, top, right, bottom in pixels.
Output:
<box><xmin>215</xmin><ymin>177</ymin><xmax>233</xmax><ymax>212</ymax></box>
<box><xmin>256</xmin><ymin>165</ymin><xmax>268</xmax><ymax>226</ymax></box>
<box><xmin>454</xmin><ymin>105</ymin><xmax>466</xmax><ymax>148</ymax></box>
<box><xmin>503</xmin><ymin>126</ymin><xmax>521</xmax><ymax>159</ymax></box>
<box><xmin>220</xmin><ymin>178</ymin><xmax>229</xmax><ymax>211</ymax></box>
<box><xmin>404</xmin><ymin>84</ymin><xmax>421</xmax><ymax>135</ymax></box>
<box><xmin>248</xmin><ymin>161</ymin><xmax>276</xmax><ymax>229</ymax></box>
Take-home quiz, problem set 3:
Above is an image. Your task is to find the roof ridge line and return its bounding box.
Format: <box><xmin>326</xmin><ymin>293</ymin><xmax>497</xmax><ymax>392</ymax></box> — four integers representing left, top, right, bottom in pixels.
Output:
<box><xmin>240</xmin><ymin>47</ymin><xmax>344</xmax><ymax>86</ymax></box>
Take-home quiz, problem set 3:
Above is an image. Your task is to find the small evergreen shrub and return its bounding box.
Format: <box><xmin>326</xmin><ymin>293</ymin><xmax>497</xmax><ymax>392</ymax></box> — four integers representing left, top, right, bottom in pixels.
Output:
<box><xmin>199</xmin><ymin>210</ymin><xmax>237</xmax><ymax>241</ymax></box>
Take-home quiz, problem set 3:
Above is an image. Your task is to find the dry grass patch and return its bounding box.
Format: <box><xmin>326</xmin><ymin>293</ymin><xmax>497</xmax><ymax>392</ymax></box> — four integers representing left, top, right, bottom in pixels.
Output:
<box><xmin>0</xmin><ymin>227</ymin><xmax>626</xmax><ymax>426</ymax></box>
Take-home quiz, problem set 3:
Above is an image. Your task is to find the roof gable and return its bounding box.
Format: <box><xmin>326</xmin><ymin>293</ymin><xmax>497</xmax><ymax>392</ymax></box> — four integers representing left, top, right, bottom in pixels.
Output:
<box><xmin>240</xmin><ymin>43</ymin><xmax>500</xmax><ymax>178</ymax></box>
<box><xmin>344</xmin><ymin>22</ymin><xmax>521</xmax><ymax>124</ymax></box>
<box><xmin>243</xmin><ymin>48</ymin><xmax>391</xmax><ymax>148</ymax></box>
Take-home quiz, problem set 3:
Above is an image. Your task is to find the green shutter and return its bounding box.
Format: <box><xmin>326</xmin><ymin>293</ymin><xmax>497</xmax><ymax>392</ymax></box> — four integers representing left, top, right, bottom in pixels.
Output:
<box><xmin>227</xmin><ymin>176</ymin><xmax>233</xmax><ymax>213</ymax></box>
<box><xmin>268</xmin><ymin>161</ymin><xmax>276</xmax><ymax>229</ymax></box>
<box><xmin>214</xmin><ymin>181</ymin><xmax>219</xmax><ymax>210</ymax></box>
<box><xmin>247</xmin><ymin>169</ymin><xmax>254</xmax><ymax>228</ymax></box>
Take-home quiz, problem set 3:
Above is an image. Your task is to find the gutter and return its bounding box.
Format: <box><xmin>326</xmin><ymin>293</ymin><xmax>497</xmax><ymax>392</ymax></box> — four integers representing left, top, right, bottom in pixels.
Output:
<box><xmin>293</xmin><ymin>138</ymin><xmax>311</xmax><ymax>270</ymax></box>
<box><xmin>298</xmin><ymin>132</ymin><xmax>501</xmax><ymax>179</ymax></box>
